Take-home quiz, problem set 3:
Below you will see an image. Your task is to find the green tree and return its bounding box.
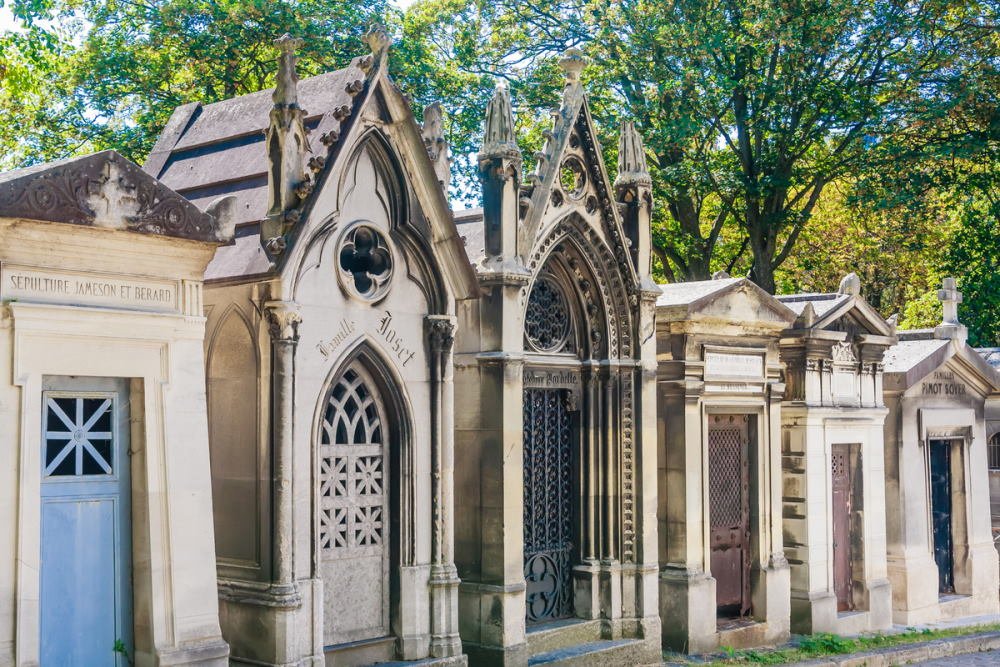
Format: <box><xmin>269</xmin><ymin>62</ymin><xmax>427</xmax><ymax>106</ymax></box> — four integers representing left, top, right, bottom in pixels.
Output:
<box><xmin>2</xmin><ymin>0</ymin><xmax>395</xmax><ymax>165</ymax></box>
<box><xmin>396</xmin><ymin>0</ymin><xmax>999</xmax><ymax>291</ymax></box>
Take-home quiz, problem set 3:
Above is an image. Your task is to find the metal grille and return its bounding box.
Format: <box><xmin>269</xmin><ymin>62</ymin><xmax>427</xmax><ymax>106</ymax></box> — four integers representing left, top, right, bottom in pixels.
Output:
<box><xmin>318</xmin><ymin>366</ymin><xmax>386</xmax><ymax>553</ymax></box>
<box><xmin>989</xmin><ymin>433</ymin><xmax>1000</xmax><ymax>471</ymax></box>
<box><xmin>709</xmin><ymin>427</ymin><xmax>744</xmax><ymax>528</ymax></box>
<box><xmin>525</xmin><ymin>276</ymin><xmax>572</xmax><ymax>353</ymax></box>
<box><xmin>523</xmin><ymin>388</ymin><xmax>574</xmax><ymax>623</ymax></box>
<box><xmin>43</xmin><ymin>395</ymin><xmax>115</xmax><ymax>477</ymax></box>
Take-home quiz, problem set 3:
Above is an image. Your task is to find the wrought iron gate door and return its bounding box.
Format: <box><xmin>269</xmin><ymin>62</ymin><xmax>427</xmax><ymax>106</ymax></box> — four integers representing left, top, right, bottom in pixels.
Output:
<box><xmin>523</xmin><ymin>388</ymin><xmax>575</xmax><ymax>624</ymax></box>
<box><xmin>708</xmin><ymin>415</ymin><xmax>751</xmax><ymax>618</ymax></box>
<box><xmin>831</xmin><ymin>444</ymin><xmax>854</xmax><ymax>611</ymax></box>
<box><xmin>929</xmin><ymin>440</ymin><xmax>954</xmax><ymax>594</ymax></box>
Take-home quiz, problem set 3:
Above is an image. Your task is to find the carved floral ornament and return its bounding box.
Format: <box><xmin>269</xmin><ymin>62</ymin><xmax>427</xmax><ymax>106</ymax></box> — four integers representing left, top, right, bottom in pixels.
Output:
<box><xmin>337</xmin><ymin>222</ymin><xmax>394</xmax><ymax>302</ymax></box>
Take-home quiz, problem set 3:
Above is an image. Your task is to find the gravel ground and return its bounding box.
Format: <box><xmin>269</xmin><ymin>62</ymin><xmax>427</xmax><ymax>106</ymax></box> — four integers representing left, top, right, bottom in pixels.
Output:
<box><xmin>910</xmin><ymin>649</ymin><xmax>1000</xmax><ymax>665</ymax></box>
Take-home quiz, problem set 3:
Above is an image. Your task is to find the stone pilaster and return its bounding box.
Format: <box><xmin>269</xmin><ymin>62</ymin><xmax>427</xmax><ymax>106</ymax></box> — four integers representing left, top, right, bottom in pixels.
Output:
<box><xmin>426</xmin><ymin>315</ymin><xmax>463</xmax><ymax>658</ymax></box>
<box><xmin>265</xmin><ymin>301</ymin><xmax>302</xmax><ymax>605</ymax></box>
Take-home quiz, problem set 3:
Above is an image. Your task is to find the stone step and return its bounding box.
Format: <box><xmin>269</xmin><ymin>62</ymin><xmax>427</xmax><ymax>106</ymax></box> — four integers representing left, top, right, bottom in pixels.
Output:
<box><xmin>527</xmin><ymin>639</ymin><xmax>650</xmax><ymax>666</ymax></box>
<box><xmin>526</xmin><ymin>619</ymin><xmax>603</xmax><ymax>655</ymax></box>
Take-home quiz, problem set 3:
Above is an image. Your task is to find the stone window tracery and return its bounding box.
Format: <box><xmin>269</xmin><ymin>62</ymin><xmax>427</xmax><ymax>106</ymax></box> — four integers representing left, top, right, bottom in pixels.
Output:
<box><xmin>337</xmin><ymin>224</ymin><xmax>393</xmax><ymax>302</ymax></box>
<box><xmin>525</xmin><ymin>275</ymin><xmax>574</xmax><ymax>353</ymax></box>
<box><xmin>319</xmin><ymin>365</ymin><xmax>387</xmax><ymax>553</ymax></box>
<box><xmin>989</xmin><ymin>432</ymin><xmax>1000</xmax><ymax>471</ymax></box>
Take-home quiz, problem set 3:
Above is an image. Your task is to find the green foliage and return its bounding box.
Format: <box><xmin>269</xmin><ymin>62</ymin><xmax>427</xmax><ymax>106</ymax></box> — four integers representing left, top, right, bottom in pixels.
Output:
<box><xmin>1</xmin><ymin>0</ymin><xmax>395</xmax><ymax>165</ymax></box>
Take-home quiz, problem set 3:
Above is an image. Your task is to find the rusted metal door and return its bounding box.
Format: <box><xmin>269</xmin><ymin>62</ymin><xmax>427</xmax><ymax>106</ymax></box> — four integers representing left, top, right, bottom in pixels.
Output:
<box><xmin>929</xmin><ymin>439</ymin><xmax>954</xmax><ymax>594</ymax></box>
<box><xmin>523</xmin><ymin>388</ymin><xmax>575</xmax><ymax>623</ymax></box>
<box><xmin>831</xmin><ymin>444</ymin><xmax>854</xmax><ymax>611</ymax></box>
<box><xmin>708</xmin><ymin>415</ymin><xmax>751</xmax><ymax>617</ymax></box>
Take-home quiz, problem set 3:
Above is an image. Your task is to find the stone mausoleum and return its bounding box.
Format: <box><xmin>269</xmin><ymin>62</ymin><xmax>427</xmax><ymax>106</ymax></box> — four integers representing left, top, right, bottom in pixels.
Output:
<box><xmin>777</xmin><ymin>274</ymin><xmax>896</xmax><ymax>636</ymax></box>
<box><xmin>0</xmin><ymin>150</ymin><xmax>233</xmax><ymax>665</ymax></box>
<box><xmin>450</xmin><ymin>51</ymin><xmax>661</xmax><ymax>665</ymax></box>
<box><xmin>146</xmin><ymin>29</ymin><xmax>475</xmax><ymax>666</ymax></box>
<box><xmin>882</xmin><ymin>279</ymin><xmax>1000</xmax><ymax>624</ymax></box>
<box><xmin>7</xmin><ymin>23</ymin><xmax>1000</xmax><ymax>667</ymax></box>
<box><xmin>655</xmin><ymin>276</ymin><xmax>794</xmax><ymax>652</ymax></box>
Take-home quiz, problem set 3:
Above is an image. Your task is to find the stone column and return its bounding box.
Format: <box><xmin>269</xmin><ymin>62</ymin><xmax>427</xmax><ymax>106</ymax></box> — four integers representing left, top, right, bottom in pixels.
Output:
<box><xmin>265</xmin><ymin>301</ymin><xmax>302</xmax><ymax>603</ymax></box>
<box><xmin>426</xmin><ymin>315</ymin><xmax>463</xmax><ymax>658</ymax></box>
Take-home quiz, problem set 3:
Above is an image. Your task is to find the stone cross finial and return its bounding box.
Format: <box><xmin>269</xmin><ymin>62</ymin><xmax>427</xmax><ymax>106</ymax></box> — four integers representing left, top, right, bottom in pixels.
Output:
<box><xmin>273</xmin><ymin>34</ymin><xmax>303</xmax><ymax>107</ymax></box>
<box><xmin>938</xmin><ymin>277</ymin><xmax>962</xmax><ymax>325</ymax></box>
<box><xmin>615</xmin><ymin>121</ymin><xmax>652</xmax><ymax>189</ymax></box>
<box><xmin>364</xmin><ymin>24</ymin><xmax>391</xmax><ymax>56</ymax></box>
<box><xmin>479</xmin><ymin>80</ymin><xmax>520</xmax><ymax>161</ymax></box>
<box><xmin>559</xmin><ymin>48</ymin><xmax>587</xmax><ymax>83</ymax></box>
<box><xmin>838</xmin><ymin>272</ymin><xmax>861</xmax><ymax>296</ymax></box>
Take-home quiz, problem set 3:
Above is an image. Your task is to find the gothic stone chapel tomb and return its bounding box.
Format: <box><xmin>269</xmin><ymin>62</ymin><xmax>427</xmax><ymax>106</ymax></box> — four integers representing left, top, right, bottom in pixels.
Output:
<box><xmin>0</xmin><ymin>151</ymin><xmax>233</xmax><ymax>665</ymax></box>
<box><xmin>776</xmin><ymin>274</ymin><xmax>896</xmax><ymax>636</ymax></box>
<box><xmin>655</xmin><ymin>275</ymin><xmax>795</xmax><ymax>653</ymax></box>
<box><xmin>882</xmin><ymin>278</ymin><xmax>1000</xmax><ymax>624</ymax></box>
<box><xmin>145</xmin><ymin>29</ymin><xmax>476</xmax><ymax>666</ymax></box>
<box><xmin>451</xmin><ymin>50</ymin><xmax>661</xmax><ymax>666</ymax></box>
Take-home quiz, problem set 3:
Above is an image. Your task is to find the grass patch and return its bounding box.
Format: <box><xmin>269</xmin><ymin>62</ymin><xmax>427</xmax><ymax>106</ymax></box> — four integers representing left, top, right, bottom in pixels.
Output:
<box><xmin>663</xmin><ymin>622</ymin><xmax>1000</xmax><ymax>665</ymax></box>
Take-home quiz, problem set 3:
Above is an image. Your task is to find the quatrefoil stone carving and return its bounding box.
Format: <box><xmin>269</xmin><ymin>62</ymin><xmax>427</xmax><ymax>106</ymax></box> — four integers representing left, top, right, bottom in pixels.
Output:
<box><xmin>337</xmin><ymin>224</ymin><xmax>393</xmax><ymax>301</ymax></box>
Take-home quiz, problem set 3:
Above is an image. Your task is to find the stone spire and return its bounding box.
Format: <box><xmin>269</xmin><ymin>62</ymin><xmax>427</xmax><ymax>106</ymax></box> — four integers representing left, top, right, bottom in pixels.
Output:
<box><xmin>934</xmin><ymin>277</ymin><xmax>967</xmax><ymax>342</ymax></box>
<box><xmin>616</xmin><ymin>121</ymin><xmax>652</xmax><ymax>189</ymax></box>
<box><xmin>480</xmin><ymin>80</ymin><xmax>520</xmax><ymax>162</ymax></box>
<box><xmin>615</xmin><ymin>121</ymin><xmax>653</xmax><ymax>282</ymax></box>
<box><xmin>262</xmin><ymin>33</ymin><xmax>311</xmax><ymax>251</ymax></box>
<box><xmin>479</xmin><ymin>80</ymin><xmax>523</xmax><ymax>265</ymax></box>
<box><xmin>422</xmin><ymin>102</ymin><xmax>451</xmax><ymax>193</ymax></box>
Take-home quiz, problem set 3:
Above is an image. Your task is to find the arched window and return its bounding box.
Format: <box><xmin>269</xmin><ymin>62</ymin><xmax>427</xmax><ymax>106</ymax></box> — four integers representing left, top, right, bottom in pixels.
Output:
<box><xmin>525</xmin><ymin>275</ymin><xmax>574</xmax><ymax>354</ymax></box>
<box><xmin>989</xmin><ymin>432</ymin><xmax>1000</xmax><ymax>471</ymax></box>
<box><xmin>319</xmin><ymin>365</ymin><xmax>386</xmax><ymax>550</ymax></box>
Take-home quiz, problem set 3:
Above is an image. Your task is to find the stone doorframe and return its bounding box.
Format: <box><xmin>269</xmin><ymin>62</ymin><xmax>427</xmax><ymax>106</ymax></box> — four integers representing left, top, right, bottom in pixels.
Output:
<box><xmin>10</xmin><ymin>302</ymin><xmax>228</xmax><ymax>667</ymax></box>
<box><xmin>659</xmin><ymin>396</ymin><xmax>789</xmax><ymax>654</ymax></box>
<box><xmin>782</xmin><ymin>410</ymin><xmax>892</xmax><ymax>636</ymax></box>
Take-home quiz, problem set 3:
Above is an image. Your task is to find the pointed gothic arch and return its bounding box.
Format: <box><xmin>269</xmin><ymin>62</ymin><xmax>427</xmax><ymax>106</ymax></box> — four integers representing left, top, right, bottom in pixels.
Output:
<box><xmin>206</xmin><ymin>305</ymin><xmax>263</xmax><ymax>570</ymax></box>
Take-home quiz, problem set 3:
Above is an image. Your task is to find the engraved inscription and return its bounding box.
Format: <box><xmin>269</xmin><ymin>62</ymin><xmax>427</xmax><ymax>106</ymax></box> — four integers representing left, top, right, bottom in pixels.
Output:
<box><xmin>704</xmin><ymin>351</ymin><xmax>764</xmax><ymax>380</ymax></box>
<box><xmin>3</xmin><ymin>265</ymin><xmax>177</xmax><ymax>312</ymax></box>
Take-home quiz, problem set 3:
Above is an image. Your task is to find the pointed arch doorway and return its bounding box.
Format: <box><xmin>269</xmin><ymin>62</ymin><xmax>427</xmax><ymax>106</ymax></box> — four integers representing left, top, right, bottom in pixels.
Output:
<box><xmin>318</xmin><ymin>358</ymin><xmax>399</xmax><ymax>661</ymax></box>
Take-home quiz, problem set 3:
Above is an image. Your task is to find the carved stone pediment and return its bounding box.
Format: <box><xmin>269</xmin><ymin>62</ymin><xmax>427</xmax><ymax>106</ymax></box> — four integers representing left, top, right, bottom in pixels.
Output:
<box><xmin>0</xmin><ymin>150</ymin><xmax>228</xmax><ymax>243</ymax></box>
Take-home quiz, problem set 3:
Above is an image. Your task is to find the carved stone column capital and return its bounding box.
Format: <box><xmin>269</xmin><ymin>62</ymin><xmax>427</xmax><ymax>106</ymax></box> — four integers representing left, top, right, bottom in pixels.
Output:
<box><xmin>425</xmin><ymin>315</ymin><xmax>456</xmax><ymax>355</ymax></box>
<box><xmin>265</xmin><ymin>301</ymin><xmax>302</xmax><ymax>342</ymax></box>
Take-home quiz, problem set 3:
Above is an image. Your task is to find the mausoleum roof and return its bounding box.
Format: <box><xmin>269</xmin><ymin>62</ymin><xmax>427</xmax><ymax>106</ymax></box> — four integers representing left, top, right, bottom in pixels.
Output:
<box><xmin>883</xmin><ymin>338</ymin><xmax>950</xmax><ymax>373</ymax></box>
<box><xmin>655</xmin><ymin>277</ymin><xmax>796</xmax><ymax>327</ymax></box>
<box><xmin>145</xmin><ymin>61</ymin><xmax>367</xmax><ymax>281</ymax></box>
<box><xmin>978</xmin><ymin>348</ymin><xmax>1000</xmax><ymax>370</ymax></box>
<box><xmin>776</xmin><ymin>292</ymin><xmax>851</xmax><ymax>319</ymax></box>
<box><xmin>453</xmin><ymin>208</ymin><xmax>485</xmax><ymax>264</ymax></box>
<box><xmin>0</xmin><ymin>150</ymin><xmax>232</xmax><ymax>244</ymax></box>
<box><xmin>656</xmin><ymin>278</ymin><xmax>743</xmax><ymax>307</ymax></box>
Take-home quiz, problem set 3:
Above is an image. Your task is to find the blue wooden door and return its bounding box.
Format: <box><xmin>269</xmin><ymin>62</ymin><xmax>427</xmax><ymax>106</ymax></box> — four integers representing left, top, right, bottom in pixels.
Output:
<box><xmin>40</xmin><ymin>380</ymin><xmax>132</xmax><ymax>666</ymax></box>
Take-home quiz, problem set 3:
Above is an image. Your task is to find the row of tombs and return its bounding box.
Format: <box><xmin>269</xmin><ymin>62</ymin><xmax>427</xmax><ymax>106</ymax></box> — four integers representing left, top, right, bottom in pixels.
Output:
<box><xmin>0</xmin><ymin>28</ymin><xmax>998</xmax><ymax>667</ymax></box>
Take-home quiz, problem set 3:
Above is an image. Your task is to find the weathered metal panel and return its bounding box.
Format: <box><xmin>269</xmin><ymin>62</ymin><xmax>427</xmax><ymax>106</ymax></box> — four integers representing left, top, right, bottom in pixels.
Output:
<box><xmin>831</xmin><ymin>444</ymin><xmax>854</xmax><ymax>612</ymax></box>
<box><xmin>708</xmin><ymin>415</ymin><xmax>750</xmax><ymax>617</ymax></box>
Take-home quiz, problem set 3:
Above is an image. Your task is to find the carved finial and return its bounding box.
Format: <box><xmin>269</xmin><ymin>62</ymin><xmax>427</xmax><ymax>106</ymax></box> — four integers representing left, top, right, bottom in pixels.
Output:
<box><xmin>712</xmin><ymin>270</ymin><xmax>730</xmax><ymax>280</ymax></box>
<box><xmin>838</xmin><ymin>272</ymin><xmax>861</xmax><ymax>296</ymax></box>
<box><xmin>795</xmin><ymin>302</ymin><xmax>817</xmax><ymax>328</ymax></box>
<box><xmin>273</xmin><ymin>34</ymin><xmax>303</xmax><ymax>107</ymax></box>
<box><xmin>364</xmin><ymin>24</ymin><xmax>391</xmax><ymax>56</ymax></box>
<box><xmin>615</xmin><ymin>121</ymin><xmax>652</xmax><ymax>190</ymax></box>
<box><xmin>934</xmin><ymin>277</ymin><xmax>967</xmax><ymax>342</ymax></box>
<box><xmin>262</xmin><ymin>32</ymin><xmax>311</xmax><ymax>250</ymax></box>
<box><xmin>422</xmin><ymin>102</ymin><xmax>451</xmax><ymax>192</ymax></box>
<box><xmin>479</xmin><ymin>80</ymin><xmax>520</xmax><ymax>161</ymax></box>
<box><xmin>559</xmin><ymin>48</ymin><xmax>587</xmax><ymax>83</ymax></box>
<box><xmin>938</xmin><ymin>277</ymin><xmax>962</xmax><ymax>325</ymax></box>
